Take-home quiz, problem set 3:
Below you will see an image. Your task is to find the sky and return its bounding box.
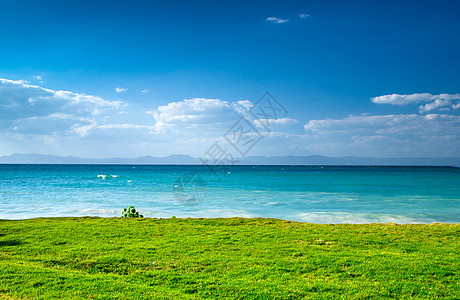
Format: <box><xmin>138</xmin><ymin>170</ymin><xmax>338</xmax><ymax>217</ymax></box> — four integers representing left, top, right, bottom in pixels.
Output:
<box><xmin>0</xmin><ymin>0</ymin><xmax>459</xmax><ymax>158</ymax></box>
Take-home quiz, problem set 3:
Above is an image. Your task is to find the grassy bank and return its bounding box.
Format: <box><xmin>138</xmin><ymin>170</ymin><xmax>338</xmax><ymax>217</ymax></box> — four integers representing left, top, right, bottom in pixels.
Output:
<box><xmin>0</xmin><ymin>218</ymin><xmax>459</xmax><ymax>299</ymax></box>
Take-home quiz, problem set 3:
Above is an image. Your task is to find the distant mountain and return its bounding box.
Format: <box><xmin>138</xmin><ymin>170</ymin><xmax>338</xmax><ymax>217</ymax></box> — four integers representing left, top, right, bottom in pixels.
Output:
<box><xmin>0</xmin><ymin>153</ymin><xmax>459</xmax><ymax>167</ymax></box>
<box><xmin>241</xmin><ymin>155</ymin><xmax>460</xmax><ymax>166</ymax></box>
<box><xmin>0</xmin><ymin>153</ymin><xmax>199</xmax><ymax>164</ymax></box>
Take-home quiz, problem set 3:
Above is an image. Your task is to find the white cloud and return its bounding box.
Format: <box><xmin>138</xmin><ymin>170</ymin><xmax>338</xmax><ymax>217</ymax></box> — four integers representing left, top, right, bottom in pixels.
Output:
<box><xmin>418</xmin><ymin>99</ymin><xmax>452</xmax><ymax>113</ymax></box>
<box><xmin>72</xmin><ymin>123</ymin><xmax>159</xmax><ymax>138</ymax></box>
<box><xmin>266</xmin><ymin>17</ymin><xmax>289</xmax><ymax>24</ymax></box>
<box><xmin>115</xmin><ymin>87</ymin><xmax>127</xmax><ymax>93</ymax></box>
<box><xmin>33</xmin><ymin>75</ymin><xmax>43</xmax><ymax>82</ymax></box>
<box><xmin>254</xmin><ymin>117</ymin><xmax>299</xmax><ymax>128</ymax></box>
<box><xmin>0</xmin><ymin>78</ymin><xmax>29</xmax><ymax>85</ymax></box>
<box><xmin>0</xmin><ymin>78</ymin><xmax>123</xmax><ymax>135</ymax></box>
<box><xmin>150</xmin><ymin>98</ymin><xmax>250</xmax><ymax>133</ymax></box>
<box><xmin>1</xmin><ymin>77</ymin><xmax>458</xmax><ymax>158</ymax></box>
<box><xmin>0</xmin><ymin>84</ymin><xmax>263</xmax><ymax>157</ymax></box>
<box><xmin>303</xmin><ymin>113</ymin><xmax>460</xmax><ymax>156</ymax></box>
<box><xmin>299</xmin><ymin>13</ymin><xmax>310</xmax><ymax>18</ymax></box>
<box><xmin>140</xmin><ymin>89</ymin><xmax>149</xmax><ymax>93</ymax></box>
<box><xmin>371</xmin><ymin>93</ymin><xmax>460</xmax><ymax>105</ymax></box>
<box><xmin>372</xmin><ymin>93</ymin><xmax>460</xmax><ymax>114</ymax></box>
<box><xmin>12</xmin><ymin>115</ymin><xmax>94</xmax><ymax>136</ymax></box>
<box><xmin>304</xmin><ymin>113</ymin><xmax>459</xmax><ymax>134</ymax></box>
<box><xmin>236</xmin><ymin>100</ymin><xmax>253</xmax><ymax>110</ymax></box>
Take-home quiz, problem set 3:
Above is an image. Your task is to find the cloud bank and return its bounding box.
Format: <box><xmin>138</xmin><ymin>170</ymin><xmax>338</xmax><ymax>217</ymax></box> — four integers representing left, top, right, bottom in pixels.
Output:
<box><xmin>299</xmin><ymin>93</ymin><xmax>460</xmax><ymax>157</ymax></box>
<box><xmin>0</xmin><ymin>77</ymin><xmax>458</xmax><ymax>158</ymax></box>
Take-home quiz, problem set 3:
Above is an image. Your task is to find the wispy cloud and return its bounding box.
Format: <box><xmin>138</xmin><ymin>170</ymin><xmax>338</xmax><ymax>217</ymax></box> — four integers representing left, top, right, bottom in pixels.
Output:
<box><xmin>254</xmin><ymin>118</ymin><xmax>298</xmax><ymax>128</ymax></box>
<box><xmin>266</xmin><ymin>17</ymin><xmax>289</xmax><ymax>24</ymax></box>
<box><xmin>33</xmin><ymin>75</ymin><xmax>43</xmax><ymax>83</ymax></box>
<box><xmin>115</xmin><ymin>87</ymin><xmax>127</xmax><ymax>93</ymax></box>
<box><xmin>299</xmin><ymin>13</ymin><xmax>310</xmax><ymax>19</ymax></box>
<box><xmin>140</xmin><ymin>89</ymin><xmax>149</xmax><ymax>93</ymax></box>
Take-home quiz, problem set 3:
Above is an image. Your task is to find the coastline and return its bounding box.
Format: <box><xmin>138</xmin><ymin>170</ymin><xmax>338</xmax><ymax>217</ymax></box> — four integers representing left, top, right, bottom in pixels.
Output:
<box><xmin>1</xmin><ymin>215</ymin><xmax>460</xmax><ymax>225</ymax></box>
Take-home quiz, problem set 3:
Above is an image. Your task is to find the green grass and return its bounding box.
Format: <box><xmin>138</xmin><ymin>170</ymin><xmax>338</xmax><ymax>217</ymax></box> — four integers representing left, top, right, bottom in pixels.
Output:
<box><xmin>0</xmin><ymin>217</ymin><xmax>459</xmax><ymax>299</ymax></box>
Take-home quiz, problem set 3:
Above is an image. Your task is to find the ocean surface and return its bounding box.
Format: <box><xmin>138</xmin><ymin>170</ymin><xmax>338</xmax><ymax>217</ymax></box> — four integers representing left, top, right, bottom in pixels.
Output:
<box><xmin>0</xmin><ymin>164</ymin><xmax>459</xmax><ymax>223</ymax></box>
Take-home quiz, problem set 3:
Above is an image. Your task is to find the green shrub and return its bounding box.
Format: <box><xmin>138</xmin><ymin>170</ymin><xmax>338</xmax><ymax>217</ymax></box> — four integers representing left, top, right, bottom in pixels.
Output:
<box><xmin>121</xmin><ymin>206</ymin><xmax>143</xmax><ymax>218</ymax></box>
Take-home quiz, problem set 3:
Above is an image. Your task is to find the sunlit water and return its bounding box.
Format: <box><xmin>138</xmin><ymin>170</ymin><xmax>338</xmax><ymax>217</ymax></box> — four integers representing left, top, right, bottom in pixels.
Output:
<box><xmin>0</xmin><ymin>164</ymin><xmax>459</xmax><ymax>223</ymax></box>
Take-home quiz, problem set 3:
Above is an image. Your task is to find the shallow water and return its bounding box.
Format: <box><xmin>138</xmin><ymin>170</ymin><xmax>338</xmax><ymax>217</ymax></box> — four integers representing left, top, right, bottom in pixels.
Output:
<box><xmin>0</xmin><ymin>164</ymin><xmax>459</xmax><ymax>223</ymax></box>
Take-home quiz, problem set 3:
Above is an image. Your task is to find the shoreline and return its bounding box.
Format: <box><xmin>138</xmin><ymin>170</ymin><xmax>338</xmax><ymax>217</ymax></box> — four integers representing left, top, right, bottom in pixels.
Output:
<box><xmin>1</xmin><ymin>215</ymin><xmax>460</xmax><ymax>225</ymax></box>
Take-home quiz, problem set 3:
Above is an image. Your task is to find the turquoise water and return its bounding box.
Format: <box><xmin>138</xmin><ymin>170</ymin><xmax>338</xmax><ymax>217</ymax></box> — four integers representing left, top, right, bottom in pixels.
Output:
<box><xmin>0</xmin><ymin>164</ymin><xmax>459</xmax><ymax>223</ymax></box>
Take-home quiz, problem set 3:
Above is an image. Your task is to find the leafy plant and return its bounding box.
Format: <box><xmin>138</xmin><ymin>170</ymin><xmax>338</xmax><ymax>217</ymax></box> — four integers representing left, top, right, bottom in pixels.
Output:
<box><xmin>121</xmin><ymin>206</ymin><xmax>143</xmax><ymax>218</ymax></box>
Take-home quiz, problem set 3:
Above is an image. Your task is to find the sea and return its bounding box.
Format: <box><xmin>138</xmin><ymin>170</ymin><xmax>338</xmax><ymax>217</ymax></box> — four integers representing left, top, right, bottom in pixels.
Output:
<box><xmin>0</xmin><ymin>164</ymin><xmax>459</xmax><ymax>223</ymax></box>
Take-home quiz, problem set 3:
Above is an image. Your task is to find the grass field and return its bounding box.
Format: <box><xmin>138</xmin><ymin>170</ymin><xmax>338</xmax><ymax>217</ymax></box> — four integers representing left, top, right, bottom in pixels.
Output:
<box><xmin>0</xmin><ymin>217</ymin><xmax>459</xmax><ymax>299</ymax></box>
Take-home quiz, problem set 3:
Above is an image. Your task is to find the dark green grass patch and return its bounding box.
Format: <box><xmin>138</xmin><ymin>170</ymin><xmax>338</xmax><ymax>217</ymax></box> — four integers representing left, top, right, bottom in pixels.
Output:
<box><xmin>0</xmin><ymin>218</ymin><xmax>458</xmax><ymax>299</ymax></box>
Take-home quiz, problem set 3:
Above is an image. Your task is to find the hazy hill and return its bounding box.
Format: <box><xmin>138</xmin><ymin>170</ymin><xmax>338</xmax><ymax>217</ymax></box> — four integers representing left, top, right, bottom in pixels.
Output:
<box><xmin>0</xmin><ymin>153</ymin><xmax>459</xmax><ymax>166</ymax></box>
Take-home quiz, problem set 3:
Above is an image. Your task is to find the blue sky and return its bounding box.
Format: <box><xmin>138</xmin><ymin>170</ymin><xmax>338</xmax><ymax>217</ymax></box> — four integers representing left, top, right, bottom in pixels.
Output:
<box><xmin>0</xmin><ymin>0</ymin><xmax>459</xmax><ymax>158</ymax></box>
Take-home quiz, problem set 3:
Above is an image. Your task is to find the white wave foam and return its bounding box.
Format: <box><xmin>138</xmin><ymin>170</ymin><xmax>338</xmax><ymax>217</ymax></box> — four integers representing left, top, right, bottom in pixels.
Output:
<box><xmin>198</xmin><ymin>209</ymin><xmax>255</xmax><ymax>218</ymax></box>
<box><xmin>81</xmin><ymin>209</ymin><xmax>117</xmax><ymax>215</ymax></box>
<box><xmin>141</xmin><ymin>209</ymin><xmax>256</xmax><ymax>219</ymax></box>
<box><xmin>294</xmin><ymin>212</ymin><xmax>435</xmax><ymax>224</ymax></box>
<box><xmin>97</xmin><ymin>174</ymin><xmax>119</xmax><ymax>179</ymax></box>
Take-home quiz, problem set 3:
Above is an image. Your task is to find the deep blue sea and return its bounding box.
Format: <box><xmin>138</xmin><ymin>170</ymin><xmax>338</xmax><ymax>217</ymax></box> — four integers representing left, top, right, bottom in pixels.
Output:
<box><xmin>0</xmin><ymin>164</ymin><xmax>459</xmax><ymax>223</ymax></box>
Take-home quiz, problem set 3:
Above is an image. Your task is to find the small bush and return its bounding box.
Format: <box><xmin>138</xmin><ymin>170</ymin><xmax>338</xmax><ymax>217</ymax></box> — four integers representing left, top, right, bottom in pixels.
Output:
<box><xmin>121</xmin><ymin>206</ymin><xmax>143</xmax><ymax>218</ymax></box>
